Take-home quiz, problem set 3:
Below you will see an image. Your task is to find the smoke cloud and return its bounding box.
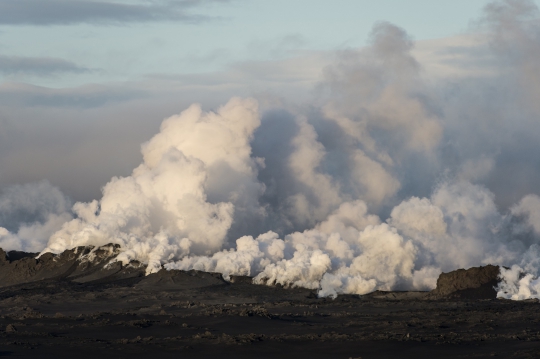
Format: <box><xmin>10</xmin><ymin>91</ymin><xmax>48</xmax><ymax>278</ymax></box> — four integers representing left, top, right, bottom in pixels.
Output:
<box><xmin>2</xmin><ymin>0</ymin><xmax>540</xmax><ymax>299</ymax></box>
<box><xmin>0</xmin><ymin>181</ymin><xmax>72</xmax><ymax>252</ymax></box>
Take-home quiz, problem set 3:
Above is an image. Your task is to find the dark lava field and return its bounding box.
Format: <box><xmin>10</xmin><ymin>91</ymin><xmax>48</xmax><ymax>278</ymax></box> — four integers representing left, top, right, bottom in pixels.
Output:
<box><xmin>1</xmin><ymin>244</ymin><xmax>540</xmax><ymax>358</ymax></box>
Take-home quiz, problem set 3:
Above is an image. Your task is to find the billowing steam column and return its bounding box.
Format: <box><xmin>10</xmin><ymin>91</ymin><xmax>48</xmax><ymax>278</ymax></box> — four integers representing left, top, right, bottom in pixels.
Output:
<box><xmin>43</xmin><ymin>98</ymin><xmax>262</xmax><ymax>273</ymax></box>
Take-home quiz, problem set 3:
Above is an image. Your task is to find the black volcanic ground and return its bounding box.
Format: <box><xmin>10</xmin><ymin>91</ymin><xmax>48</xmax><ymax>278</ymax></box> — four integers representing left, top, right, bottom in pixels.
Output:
<box><xmin>0</xmin><ymin>245</ymin><xmax>539</xmax><ymax>358</ymax></box>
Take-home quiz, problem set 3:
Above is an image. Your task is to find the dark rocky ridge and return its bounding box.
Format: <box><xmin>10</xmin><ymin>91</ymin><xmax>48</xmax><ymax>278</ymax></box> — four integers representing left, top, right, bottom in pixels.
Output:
<box><xmin>0</xmin><ymin>244</ymin><xmax>145</xmax><ymax>288</ymax></box>
<box><xmin>0</xmin><ymin>245</ymin><xmax>502</xmax><ymax>298</ymax></box>
<box><xmin>1</xmin><ymin>246</ymin><xmax>538</xmax><ymax>358</ymax></box>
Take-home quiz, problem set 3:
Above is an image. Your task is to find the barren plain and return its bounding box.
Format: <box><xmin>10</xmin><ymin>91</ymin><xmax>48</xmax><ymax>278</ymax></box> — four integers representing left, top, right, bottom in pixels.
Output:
<box><xmin>0</xmin><ymin>245</ymin><xmax>539</xmax><ymax>358</ymax></box>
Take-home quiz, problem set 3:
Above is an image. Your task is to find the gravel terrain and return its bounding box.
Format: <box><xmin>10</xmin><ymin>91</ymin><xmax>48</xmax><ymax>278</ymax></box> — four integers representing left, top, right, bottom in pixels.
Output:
<box><xmin>0</xmin><ymin>245</ymin><xmax>539</xmax><ymax>358</ymax></box>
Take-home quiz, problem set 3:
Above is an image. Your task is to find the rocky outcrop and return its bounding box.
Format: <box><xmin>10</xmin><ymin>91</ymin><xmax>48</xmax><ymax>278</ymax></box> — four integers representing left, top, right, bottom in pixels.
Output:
<box><xmin>0</xmin><ymin>245</ymin><xmax>231</xmax><ymax>291</ymax></box>
<box><xmin>0</xmin><ymin>244</ymin><xmax>145</xmax><ymax>288</ymax></box>
<box><xmin>428</xmin><ymin>265</ymin><xmax>500</xmax><ymax>299</ymax></box>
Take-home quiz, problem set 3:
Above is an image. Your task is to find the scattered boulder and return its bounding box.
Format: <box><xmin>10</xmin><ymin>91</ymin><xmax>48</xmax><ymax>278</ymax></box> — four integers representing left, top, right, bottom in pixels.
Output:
<box><xmin>5</xmin><ymin>324</ymin><xmax>17</xmax><ymax>333</ymax></box>
<box><xmin>428</xmin><ymin>265</ymin><xmax>500</xmax><ymax>299</ymax></box>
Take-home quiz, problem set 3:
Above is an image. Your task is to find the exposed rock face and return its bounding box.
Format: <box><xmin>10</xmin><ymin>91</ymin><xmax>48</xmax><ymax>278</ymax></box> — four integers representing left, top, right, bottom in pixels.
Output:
<box><xmin>0</xmin><ymin>245</ymin><xmax>230</xmax><ymax>291</ymax></box>
<box><xmin>4</xmin><ymin>250</ymin><xmax>39</xmax><ymax>261</ymax></box>
<box><xmin>0</xmin><ymin>244</ymin><xmax>145</xmax><ymax>288</ymax></box>
<box><xmin>428</xmin><ymin>265</ymin><xmax>500</xmax><ymax>299</ymax></box>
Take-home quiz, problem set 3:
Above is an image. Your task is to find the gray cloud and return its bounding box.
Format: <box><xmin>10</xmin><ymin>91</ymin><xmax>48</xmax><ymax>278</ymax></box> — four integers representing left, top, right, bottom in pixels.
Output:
<box><xmin>0</xmin><ymin>55</ymin><xmax>91</xmax><ymax>76</ymax></box>
<box><xmin>0</xmin><ymin>82</ymin><xmax>146</xmax><ymax>108</ymax></box>
<box><xmin>0</xmin><ymin>180</ymin><xmax>71</xmax><ymax>233</ymax></box>
<box><xmin>0</xmin><ymin>0</ymin><xmax>227</xmax><ymax>26</ymax></box>
<box><xmin>0</xmin><ymin>80</ymin><xmax>232</xmax><ymax>202</ymax></box>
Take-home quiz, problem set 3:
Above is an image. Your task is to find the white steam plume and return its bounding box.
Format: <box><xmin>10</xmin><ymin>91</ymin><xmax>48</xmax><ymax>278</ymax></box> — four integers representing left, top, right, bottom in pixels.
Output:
<box><xmin>2</xmin><ymin>0</ymin><xmax>540</xmax><ymax>299</ymax></box>
<box><xmin>41</xmin><ymin>97</ymin><xmax>262</xmax><ymax>273</ymax></box>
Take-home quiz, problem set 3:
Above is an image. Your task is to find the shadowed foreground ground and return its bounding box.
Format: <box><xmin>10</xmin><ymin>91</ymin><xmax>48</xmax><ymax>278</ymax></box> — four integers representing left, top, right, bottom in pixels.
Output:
<box><xmin>0</xmin><ymin>246</ymin><xmax>539</xmax><ymax>358</ymax></box>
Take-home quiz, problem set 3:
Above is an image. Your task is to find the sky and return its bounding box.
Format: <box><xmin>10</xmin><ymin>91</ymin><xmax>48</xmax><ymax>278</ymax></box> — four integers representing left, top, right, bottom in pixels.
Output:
<box><xmin>0</xmin><ymin>0</ymin><xmax>494</xmax><ymax>88</ymax></box>
<box><xmin>0</xmin><ymin>0</ymin><xmax>539</xmax><ymax>202</ymax></box>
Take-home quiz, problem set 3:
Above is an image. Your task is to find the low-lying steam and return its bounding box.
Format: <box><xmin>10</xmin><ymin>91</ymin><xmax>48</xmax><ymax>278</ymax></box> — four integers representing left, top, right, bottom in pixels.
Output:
<box><xmin>2</xmin><ymin>0</ymin><xmax>540</xmax><ymax>299</ymax></box>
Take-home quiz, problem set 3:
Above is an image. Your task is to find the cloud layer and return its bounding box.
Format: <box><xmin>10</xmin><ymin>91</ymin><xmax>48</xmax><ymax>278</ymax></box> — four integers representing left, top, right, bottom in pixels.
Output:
<box><xmin>0</xmin><ymin>0</ymin><xmax>227</xmax><ymax>26</ymax></box>
<box><xmin>0</xmin><ymin>55</ymin><xmax>90</xmax><ymax>76</ymax></box>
